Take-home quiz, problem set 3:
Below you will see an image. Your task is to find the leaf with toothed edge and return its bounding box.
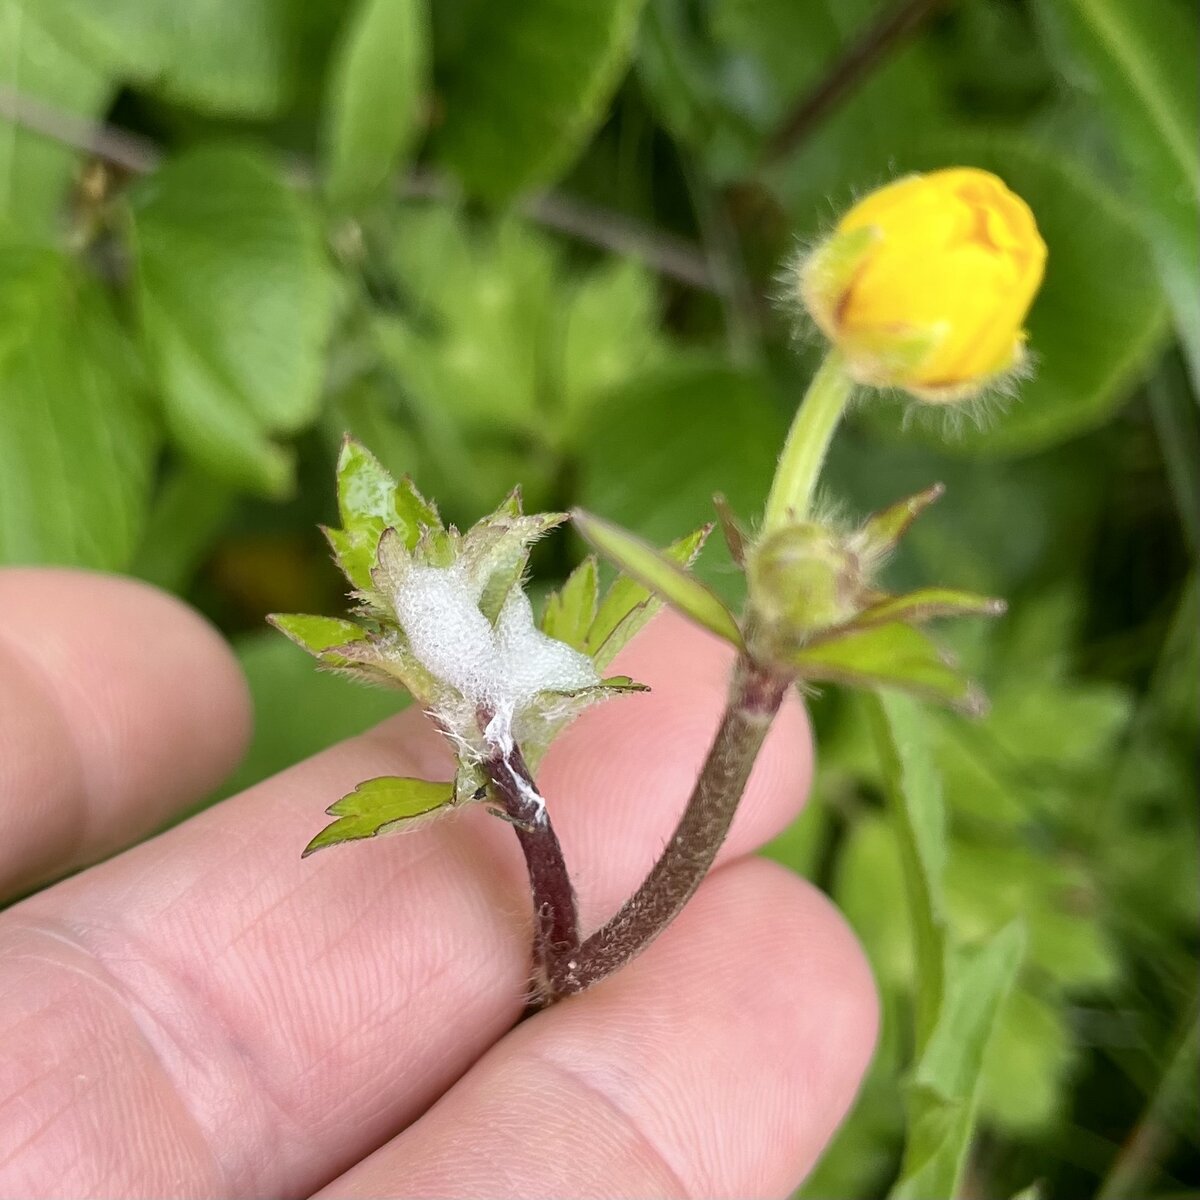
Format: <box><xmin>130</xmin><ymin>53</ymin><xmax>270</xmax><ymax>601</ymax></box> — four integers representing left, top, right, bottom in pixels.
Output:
<box><xmin>581</xmin><ymin>524</ymin><xmax>718</xmax><ymax>669</ymax></box>
<box><xmin>574</xmin><ymin>510</ymin><xmax>742</xmax><ymax>649</ymax></box>
<box><xmin>267</xmin><ymin>614</ymin><xmax>371</xmax><ymax>662</ymax></box>
<box><xmin>791</xmin><ymin>623</ymin><xmax>985</xmax><ymax>715</ymax></box>
<box><xmin>323</xmin><ymin>520</ymin><xmax>386</xmax><ymax>592</ymax></box>
<box><xmin>303</xmin><ymin>776</ymin><xmax>455</xmax><ymax>856</ymax></box>
<box><xmin>336</xmin><ymin>436</ymin><xmax>441</xmax><ymax>540</ymax></box>
<box><xmin>540</xmin><ymin>556</ymin><xmax>599</xmax><ymax>651</ymax></box>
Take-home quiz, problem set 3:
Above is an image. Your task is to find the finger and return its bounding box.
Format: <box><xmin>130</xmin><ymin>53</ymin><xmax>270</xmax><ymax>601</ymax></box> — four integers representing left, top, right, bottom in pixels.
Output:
<box><xmin>1</xmin><ymin>612</ymin><xmax>810</xmax><ymax>1198</ymax></box>
<box><xmin>318</xmin><ymin>859</ymin><xmax>878</xmax><ymax>1200</ymax></box>
<box><xmin>0</xmin><ymin>568</ymin><xmax>251</xmax><ymax>897</ymax></box>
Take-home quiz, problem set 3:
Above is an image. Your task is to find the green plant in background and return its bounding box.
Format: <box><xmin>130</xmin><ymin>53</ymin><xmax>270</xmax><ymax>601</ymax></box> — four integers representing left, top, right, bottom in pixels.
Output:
<box><xmin>1</xmin><ymin>0</ymin><xmax>1196</xmax><ymax>1195</ymax></box>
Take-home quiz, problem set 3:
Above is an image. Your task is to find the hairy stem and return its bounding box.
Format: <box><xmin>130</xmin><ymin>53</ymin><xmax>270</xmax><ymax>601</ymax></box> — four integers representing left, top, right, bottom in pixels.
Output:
<box><xmin>483</xmin><ymin>746</ymin><xmax>580</xmax><ymax>1001</ymax></box>
<box><xmin>761</xmin><ymin>350</ymin><xmax>852</xmax><ymax>531</ymax></box>
<box><xmin>556</xmin><ymin>655</ymin><xmax>790</xmax><ymax>997</ymax></box>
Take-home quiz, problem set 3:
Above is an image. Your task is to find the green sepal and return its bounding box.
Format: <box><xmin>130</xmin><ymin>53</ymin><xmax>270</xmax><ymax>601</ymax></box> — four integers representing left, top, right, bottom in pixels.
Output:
<box><xmin>302</xmin><ymin>776</ymin><xmax>455</xmax><ymax>856</ymax></box>
<box><xmin>585</xmin><ymin>525</ymin><xmax>709</xmax><ymax>669</ymax></box>
<box><xmin>712</xmin><ymin>493</ymin><xmax>747</xmax><ymax>566</ymax></box>
<box><xmin>790</xmin><ymin>622</ymin><xmax>985</xmax><ymax>715</ymax></box>
<box><xmin>267</xmin><ymin>613</ymin><xmax>370</xmax><ymax>664</ymax></box>
<box><xmin>856</xmin><ymin>483</ymin><xmax>945</xmax><ymax>559</ymax></box>
<box><xmin>800</xmin><ymin>225</ymin><xmax>879</xmax><ymax>329</ymax></box>
<box><xmin>574</xmin><ymin>511</ymin><xmax>742</xmax><ymax>649</ymax></box>
<box><xmin>850</xmin><ymin>587</ymin><xmax>1006</xmax><ymax>630</ymax></box>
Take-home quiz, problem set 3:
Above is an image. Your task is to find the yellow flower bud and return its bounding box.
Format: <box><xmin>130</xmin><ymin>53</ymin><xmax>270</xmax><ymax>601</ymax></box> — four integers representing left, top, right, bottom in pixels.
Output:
<box><xmin>799</xmin><ymin>168</ymin><xmax>1047</xmax><ymax>402</ymax></box>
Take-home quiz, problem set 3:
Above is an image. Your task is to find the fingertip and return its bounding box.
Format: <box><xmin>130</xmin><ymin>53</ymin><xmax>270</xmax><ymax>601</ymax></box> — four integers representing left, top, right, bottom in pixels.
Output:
<box><xmin>0</xmin><ymin>568</ymin><xmax>253</xmax><ymax>888</ymax></box>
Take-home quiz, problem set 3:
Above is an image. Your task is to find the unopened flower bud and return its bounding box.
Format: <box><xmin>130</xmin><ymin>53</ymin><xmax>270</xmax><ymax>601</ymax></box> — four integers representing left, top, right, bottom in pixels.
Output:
<box><xmin>799</xmin><ymin>167</ymin><xmax>1046</xmax><ymax>402</ymax></box>
<box><xmin>748</xmin><ymin>522</ymin><xmax>864</xmax><ymax>637</ymax></box>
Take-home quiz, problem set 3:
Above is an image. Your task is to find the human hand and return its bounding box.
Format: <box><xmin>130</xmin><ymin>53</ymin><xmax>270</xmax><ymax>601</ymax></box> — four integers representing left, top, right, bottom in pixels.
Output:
<box><xmin>0</xmin><ymin>568</ymin><xmax>876</xmax><ymax>1199</ymax></box>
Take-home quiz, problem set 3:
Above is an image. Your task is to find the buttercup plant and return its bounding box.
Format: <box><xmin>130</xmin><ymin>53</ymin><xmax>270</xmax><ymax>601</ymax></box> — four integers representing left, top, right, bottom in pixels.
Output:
<box><xmin>274</xmin><ymin>167</ymin><xmax>1047</xmax><ymax>1008</ymax></box>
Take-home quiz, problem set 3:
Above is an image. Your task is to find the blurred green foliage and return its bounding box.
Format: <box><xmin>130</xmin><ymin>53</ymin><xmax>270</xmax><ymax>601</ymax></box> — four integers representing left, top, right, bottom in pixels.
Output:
<box><xmin>1</xmin><ymin>0</ymin><xmax>1197</xmax><ymax>1195</ymax></box>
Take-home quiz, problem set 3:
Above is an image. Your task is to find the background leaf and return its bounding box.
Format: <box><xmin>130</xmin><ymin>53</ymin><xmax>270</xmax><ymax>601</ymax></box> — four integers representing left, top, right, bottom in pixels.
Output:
<box><xmin>1035</xmin><ymin>0</ymin><xmax>1200</xmax><ymax>390</ymax></box>
<box><xmin>32</xmin><ymin>0</ymin><xmax>327</xmax><ymax>117</ymax></box>
<box><xmin>0</xmin><ymin>242</ymin><xmax>156</xmax><ymax>567</ymax></box>
<box><xmin>868</xmin><ymin>690</ymin><xmax>949</xmax><ymax>1050</ymax></box>
<box><xmin>576</xmin><ymin>361</ymin><xmax>785</xmax><ymax>601</ymax></box>
<box><xmin>0</xmin><ymin>0</ymin><xmax>114</xmax><ymax>238</ymax></box>
<box><xmin>434</xmin><ymin>0</ymin><xmax>648</xmax><ymax>202</ymax></box>
<box><xmin>129</xmin><ymin>145</ymin><xmax>334</xmax><ymax>495</ymax></box>
<box><xmin>890</xmin><ymin>923</ymin><xmax>1026</xmax><ymax>1200</ymax></box>
<box><xmin>322</xmin><ymin>0</ymin><xmax>427</xmax><ymax>209</ymax></box>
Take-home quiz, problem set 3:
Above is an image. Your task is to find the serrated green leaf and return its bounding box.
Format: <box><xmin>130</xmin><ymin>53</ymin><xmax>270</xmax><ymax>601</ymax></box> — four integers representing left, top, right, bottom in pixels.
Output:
<box><xmin>890</xmin><ymin>923</ymin><xmax>1025</xmax><ymax>1200</ymax></box>
<box><xmin>323</xmin><ymin>521</ymin><xmax>387</xmax><ymax>593</ymax></box>
<box><xmin>795</xmin><ymin>624</ymin><xmax>982</xmax><ymax>715</ymax></box>
<box><xmin>575</xmin><ymin>510</ymin><xmax>742</xmax><ymax>648</ymax></box>
<box><xmin>856</xmin><ymin>483</ymin><xmax>945</xmax><ymax>558</ymax></box>
<box><xmin>303</xmin><ymin>775</ymin><xmax>454</xmax><ymax>856</ymax></box>
<box><xmin>267</xmin><ymin>613</ymin><xmax>370</xmax><ymax>661</ymax></box>
<box><xmin>585</xmin><ymin>526</ymin><xmax>708</xmax><ymax>669</ymax></box>
<box><xmin>0</xmin><ymin>241</ymin><xmax>157</xmax><ymax>569</ymax></box>
<box><xmin>336</xmin><ymin>436</ymin><xmax>439</xmax><ymax>540</ymax></box>
<box><xmin>1035</xmin><ymin>0</ymin><xmax>1200</xmax><ymax>389</ymax></box>
<box><xmin>853</xmin><ymin>587</ymin><xmax>1006</xmax><ymax>631</ymax></box>
<box><xmin>541</xmin><ymin>556</ymin><xmax>600</xmax><ymax>651</ymax></box>
<box><xmin>434</xmin><ymin>0</ymin><xmax>647</xmax><ymax>203</ymax></box>
<box><xmin>129</xmin><ymin>145</ymin><xmax>333</xmax><ymax>496</ymax></box>
<box><xmin>322</xmin><ymin>0</ymin><xmax>427</xmax><ymax>209</ymax></box>
<box><xmin>868</xmin><ymin>691</ymin><xmax>949</xmax><ymax>1054</ymax></box>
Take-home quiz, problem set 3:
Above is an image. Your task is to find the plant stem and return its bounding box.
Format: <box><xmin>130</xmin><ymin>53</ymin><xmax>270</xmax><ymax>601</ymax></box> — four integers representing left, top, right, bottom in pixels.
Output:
<box><xmin>556</xmin><ymin>655</ymin><xmax>790</xmax><ymax>997</ymax></box>
<box><xmin>483</xmin><ymin>746</ymin><xmax>580</xmax><ymax>1002</ymax></box>
<box><xmin>762</xmin><ymin>350</ymin><xmax>853</xmax><ymax>531</ymax></box>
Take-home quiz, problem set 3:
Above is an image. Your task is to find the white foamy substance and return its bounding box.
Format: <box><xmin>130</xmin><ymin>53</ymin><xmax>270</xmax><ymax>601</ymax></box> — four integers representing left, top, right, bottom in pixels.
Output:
<box><xmin>392</xmin><ymin>565</ymin><xmax>599</xmax><ymax>724</ymax></box>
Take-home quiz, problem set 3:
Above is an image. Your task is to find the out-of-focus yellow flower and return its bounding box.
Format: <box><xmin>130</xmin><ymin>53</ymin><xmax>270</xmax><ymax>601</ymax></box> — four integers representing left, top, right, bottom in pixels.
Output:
<box><xmin>800</xmin><ymin>167</ymin><xmax>1047</xmax><ymax>402</ymax></box>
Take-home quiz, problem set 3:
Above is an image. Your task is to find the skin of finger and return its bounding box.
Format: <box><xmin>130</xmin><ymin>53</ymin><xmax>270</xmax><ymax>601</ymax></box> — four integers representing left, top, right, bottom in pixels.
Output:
<box><xmin>0</xmin><ymin>568</ymin><xmax>252</xmax><ymax>898</ymax></box>
<box><xmin>0</xmin><ymin>612</ymin><xmax>809</xmax><ymax>1199</ymax></box>
<box><xmin>318</xmin><ymin>858</ymin><xmax>879</xmax><ymax>1200</ymax></box>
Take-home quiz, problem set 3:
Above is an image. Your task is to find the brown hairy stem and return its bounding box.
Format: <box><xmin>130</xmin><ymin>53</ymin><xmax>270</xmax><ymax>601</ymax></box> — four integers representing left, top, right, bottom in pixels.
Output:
<box><xmin>554</xmin><ymin>655</ymin><xmax>791</xmax><ymax>998</ymax></box>
<box><xmin>482</xmin><ymin>745</ymin><xmax>579</xmax><ymax>1002</ymax></box>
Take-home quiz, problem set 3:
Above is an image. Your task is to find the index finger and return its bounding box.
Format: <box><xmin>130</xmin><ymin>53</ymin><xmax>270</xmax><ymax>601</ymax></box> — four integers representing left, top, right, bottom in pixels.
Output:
<box><xmin>0</xmin><ymin>568</ymin><xmax>251</xmax><ymax>898</ymax></box>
